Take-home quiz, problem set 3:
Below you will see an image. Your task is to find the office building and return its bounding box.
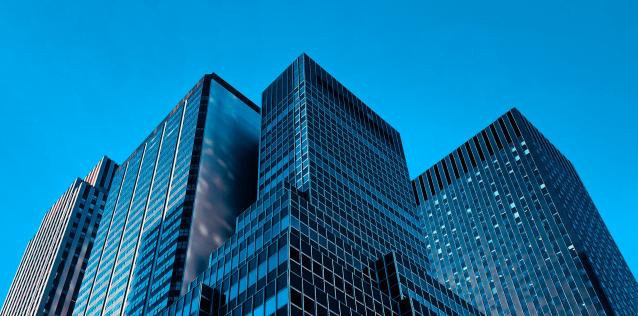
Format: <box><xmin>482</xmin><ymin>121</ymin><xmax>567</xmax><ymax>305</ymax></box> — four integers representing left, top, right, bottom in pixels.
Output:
<box><xmin>412</xmin><ymin>109</ymin><xmax>638</xmax><ymax>315</ymax></box>
<box><xmin>73</xmin><ymin>74</ymin><xmax>261</xmax><ymax>315</ymax></box>
<box><xmin>161</xmin><ymin>54</ymin><xmax>482</xmax><ymax>316</ymax></box>
<box><xmin>1</xmin><ymin>157</ymin><xmax>117</xmax><ymax>316</ymax></box>
<box><xmin>12</xmin><ymin>53</ymin><xmax>634</xmax><ymax>316</ymax></box>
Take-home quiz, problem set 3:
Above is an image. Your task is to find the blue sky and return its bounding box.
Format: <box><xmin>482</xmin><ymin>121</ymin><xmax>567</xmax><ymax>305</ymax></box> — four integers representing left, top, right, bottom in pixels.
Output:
<box><xmin>0</xmin><ymin>0</ymin><xmax>636</xmax><ymax>303</ymax></box>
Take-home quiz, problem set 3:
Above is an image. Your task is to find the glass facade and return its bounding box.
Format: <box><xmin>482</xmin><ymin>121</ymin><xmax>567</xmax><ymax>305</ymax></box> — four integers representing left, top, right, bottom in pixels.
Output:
<box><xmin>73</xmin><ymin>75</ymin><xmax>260</xmax><ymax>316</ymax></box>
<box><xmin>1</xmin><ymin>157</ymin><xmax>117</xmax><ymax>316</ymax></box>
<box><xmin>412</xmin><ymin>109</ymin><xmax>638</xmax><ymax>315</ymax></box>
<box><xmin>11</xmin><ymin>54</ymin><xmax>634</xmax><ymax>316</ymax></box>
<box><xmin>161</xmin><ymin>54</ymin><xmax>482</xmax><ymax>316</ymax></box>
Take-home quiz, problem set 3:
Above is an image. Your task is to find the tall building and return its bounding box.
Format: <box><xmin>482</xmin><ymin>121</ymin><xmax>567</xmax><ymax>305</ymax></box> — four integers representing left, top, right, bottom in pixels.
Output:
<box><xmin>161</xmin><ymin>54</ymin><xmax>482</xmax><ymax>316</ymax></box>
<box><xmin>72</xmin><ymin>74</ymin><xmax>261</xmax><ymax>316</ymax></box>
<box><xmin>1</xmin><ymin>157</ymin><xmax>117</xmax><ymax>316</ymax></box>
<box><xmin>411</xmin><ymin>109</ymin><xmax>638</xmax><ymax>315</ymax></box>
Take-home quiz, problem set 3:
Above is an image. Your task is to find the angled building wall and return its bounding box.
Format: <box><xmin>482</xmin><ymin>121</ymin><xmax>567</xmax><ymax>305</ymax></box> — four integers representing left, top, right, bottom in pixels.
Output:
<box><xmin>163</xmin><ymin>54</ymin><xmax>482</xmax><ymax>316</ymax></box>
<box><xmin>412</xmin><ymin>109</ymin><xmax>638</xmax><ymax>315</ymax></box>
<box><xmin>73</xmin><ymin>74</ymin><xmax>260</xmax><ymax>316</ymax></box>
<box><xmin>1</xmin><ymin>157</ymin><xmax>117</xmax><ymax>316</ymax></box>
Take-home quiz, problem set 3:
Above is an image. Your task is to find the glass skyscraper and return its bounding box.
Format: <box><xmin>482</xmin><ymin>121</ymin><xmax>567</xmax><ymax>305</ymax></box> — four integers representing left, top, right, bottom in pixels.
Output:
<box><xmin>411</xmin><ymin>109</ymin><xmax>638</xmax><ymax>315</ymax></box>
<box><xmin>6</xmin><ymin>54</ymin><xmax>635</xmax><ymax>316</ymax></box>
<box><xmin>160</xmin><ymin>54</ymin><xmax>482</xmax><ymax>316</ymax></box>
<box><xmin>73</xmin><ymin>74</ymin><xmax>261</xmax><ymax>316</ymax></box>
<box><xmin>1</xmin><ymin>157</ymin><xmax>117</xmax><ymax>316</ymax></box>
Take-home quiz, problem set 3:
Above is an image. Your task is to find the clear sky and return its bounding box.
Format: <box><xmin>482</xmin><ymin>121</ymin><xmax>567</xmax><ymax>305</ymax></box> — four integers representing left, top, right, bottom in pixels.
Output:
<box><xmin>0</xmin><ymin>0</ymin><xmax>636</xmax><ymax>304</ymax></box>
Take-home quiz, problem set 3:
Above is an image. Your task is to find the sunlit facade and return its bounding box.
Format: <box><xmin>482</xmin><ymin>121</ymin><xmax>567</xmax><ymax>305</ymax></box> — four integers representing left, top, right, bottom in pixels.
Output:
<box><xmin>73</xmin><ymin>74</ymin><xmax>260</xmax><ymax>316</ymax></box>
<box><xmin>412</xmin><ymin>109</ymin><xmax>638</xmax><ymax>315</ymax></box>
<box><xmin>1</xmin><ymin>157</ymin><xmax>117</xmax><ymax>316</ymax></box>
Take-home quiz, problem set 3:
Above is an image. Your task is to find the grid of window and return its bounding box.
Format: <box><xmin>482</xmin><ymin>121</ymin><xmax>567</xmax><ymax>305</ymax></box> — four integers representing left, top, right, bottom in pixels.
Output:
<box><xmin>520</xmin><ymin>113</ymin><xmax>638</xmax><ymax>315</ymax></box>
<box><xmin>163</xmin><ymin>54</ymin><xmax>481</xmax><ymax>316</ymax></box>
<box><xmin>125</xmin><ymin>104</ymin><xmax>185</xmax><ymax>314</ymax></box>
<box><xmin>7</xmin><ymin>53</ymin><xmax>634</xmax><ymax>316</ymax></box>
<box><xmin>296</xmin><ymin>55</ymin><xmax>478</xmax><ymax>315</ymax></box>
<box><xmin>73</xmin><ymin>75</ymin><xmax>260</xmax><ymax>316</ymax></box>
<box><xmin>413</xmin><ymin>109</ymin><xmax>638</xmax><ymax>315</ymax></box>
<box><xmin>162</xmin><ymin>284</ymin><xmax>220</xmax><ymax>316</ymax></box>
<box><xmin>161</xmin><ymin>184</ymin><xmax>291</xmax><ymax>316</ymax></box>
<box><xmin>74</xmin><ymin>159</ymin><xmax>128</xmax><ymax>315</ymax></box>
<box><xmin>143</xmin><ymin>81</ymin><xmax>205</xmax><ymax>314</ymax></box>
<box><xmin>1</xmin><ymin>157</ymin><xmax>116</xmax><ymax>316</ymax></box>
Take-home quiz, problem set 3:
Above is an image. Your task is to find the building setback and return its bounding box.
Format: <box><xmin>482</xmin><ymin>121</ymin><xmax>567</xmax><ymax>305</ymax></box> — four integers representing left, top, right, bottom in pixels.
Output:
<box><xmin>160</xmin><ymin>54</ymin><xmax>482</xmax><ymax>316</ymax></box>
<box><xmin>72</xmin><ymin>74</ymin><xmax>261</xmax><ymax>316</ymax></box>
<box><xmin>412</xmin><ymin>108</ymin><xmax>638</xmax><ymax>315</ymax></box>
<box><xmin>6</xmin><ymin>54</ymin><xmax>636</xmax><ymax>316</ymax></box>
<box><xmin>1</xmin><ymin>157</ymin><xmax>117</xmax><ymax>316</ymax></box>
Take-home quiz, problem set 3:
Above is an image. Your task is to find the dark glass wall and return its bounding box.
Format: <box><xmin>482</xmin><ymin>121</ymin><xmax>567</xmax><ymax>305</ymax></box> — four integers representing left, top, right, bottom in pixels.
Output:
<box><xmin>74</xmin><ymin>75</ymin><xmax>260</xmax><ymax>316</ymax></box>
<box><xmin>183</xmin><ymin>77</ymin><xmax>260</xmax><ymax>292</ymax></box>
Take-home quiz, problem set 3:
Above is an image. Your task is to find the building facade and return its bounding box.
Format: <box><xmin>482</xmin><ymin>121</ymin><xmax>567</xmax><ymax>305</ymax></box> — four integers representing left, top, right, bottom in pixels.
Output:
<box><xmin>161</xmin><ymin>54</ymin><xmax>482</xmax><ymax>316</ymax></box>
<box><xmin>1</xmin><ymin>157</ymin><xmax>117</xmax><ymax>316</ymax></box>
<box><xmin>412</xmin><ymin>109</ymin><xmax>638</xmax><ymax>315</ymax></box>
<box><xmin>7</xmin><ymin>54</ymin><xmax>635</xmax><ymax>316</ymax></box>
<box><xmin>72</xmin><ymin>74</ymin><xmax>261</xmax><ymax>316</ymax></box>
